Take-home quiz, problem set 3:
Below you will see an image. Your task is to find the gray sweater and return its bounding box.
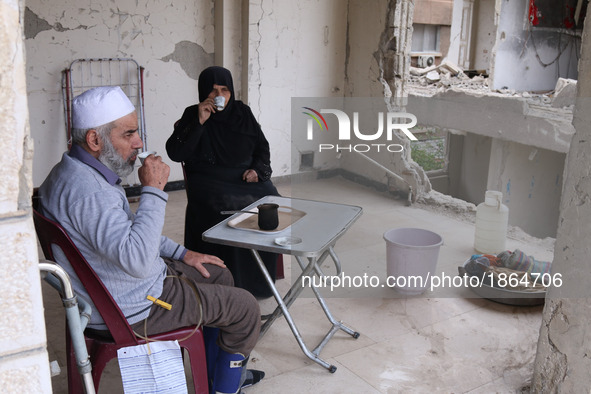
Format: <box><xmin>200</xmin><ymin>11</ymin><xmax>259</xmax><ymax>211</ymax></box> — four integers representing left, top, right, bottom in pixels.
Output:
<box><xmin>38</xmin><ymin>149</ymin><xmax>187</xmax><ymax>329</ymax></box>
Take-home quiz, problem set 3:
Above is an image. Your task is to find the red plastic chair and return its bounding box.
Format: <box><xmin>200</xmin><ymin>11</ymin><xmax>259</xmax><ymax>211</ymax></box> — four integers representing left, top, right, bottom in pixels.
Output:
<box><xmin>33</xmin><ymin>209</ymin><xmax>208</xmax><ymax>394</ymax></box>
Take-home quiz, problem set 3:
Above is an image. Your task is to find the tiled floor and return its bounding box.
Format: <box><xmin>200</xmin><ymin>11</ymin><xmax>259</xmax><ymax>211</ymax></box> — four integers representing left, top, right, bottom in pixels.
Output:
<box><xmin>42</xmin><ymin>176</ymin><xmax>554</xmax><ymax>393</ymax></box>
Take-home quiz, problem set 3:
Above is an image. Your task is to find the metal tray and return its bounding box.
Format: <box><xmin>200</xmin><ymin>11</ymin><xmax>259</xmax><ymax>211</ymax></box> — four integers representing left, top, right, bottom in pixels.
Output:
<box><xmin>459</xmin><ymin>259</ymin><xmax>546</xmax><ymax>306</ymax></box>
<box><xmin>227</xmin><ymin>206</ymin><xmax>306</xmax><ymax>234</ymax></box>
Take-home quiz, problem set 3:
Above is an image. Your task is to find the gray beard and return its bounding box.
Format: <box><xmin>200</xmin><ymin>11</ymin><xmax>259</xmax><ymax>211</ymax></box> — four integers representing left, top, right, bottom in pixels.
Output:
<box><xmin>98</xmin><ymin>137</ymin><xmax>136</xmax><ymax>178</ymax></box>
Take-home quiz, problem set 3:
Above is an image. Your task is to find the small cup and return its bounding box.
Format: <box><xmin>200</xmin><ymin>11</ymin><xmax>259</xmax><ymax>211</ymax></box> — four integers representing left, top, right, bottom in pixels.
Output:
<box><xmin>138</xmin><ymin>150</ymin><xmax>157</xmax><ymax>165</ymax></box>
<box><xmin>257</xmin><ymin>203</ymin><xmax>279</xmax><ymax>230</ymax></box>
<box><xmin>214</xmin><ymin>96</ymin><xmax>225</xmax><ymax>111</ymax></box>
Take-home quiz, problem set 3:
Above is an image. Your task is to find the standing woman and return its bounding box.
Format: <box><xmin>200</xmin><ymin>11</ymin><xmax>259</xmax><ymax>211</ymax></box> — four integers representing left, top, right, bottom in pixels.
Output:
<box><xmin>166</xmin><ymin>66</ymin><xmax>279</xmax><ymax>298</ymax></box>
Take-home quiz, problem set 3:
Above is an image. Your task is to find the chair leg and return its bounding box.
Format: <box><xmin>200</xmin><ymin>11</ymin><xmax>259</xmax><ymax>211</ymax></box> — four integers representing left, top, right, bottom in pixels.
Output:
<box><xmin>86</xmin><ymin>340</ymin><xmax>120</xmax><ymax>393</ymax></box>
<box><xmin>276</xmin><ymin>254</ymin><xmax>285</xmax><ymax>280</ymax></box>
<box><xmin>180</xmin><ymin>330</ymin><xmax>209</xmax><ymax>394</ymax></box>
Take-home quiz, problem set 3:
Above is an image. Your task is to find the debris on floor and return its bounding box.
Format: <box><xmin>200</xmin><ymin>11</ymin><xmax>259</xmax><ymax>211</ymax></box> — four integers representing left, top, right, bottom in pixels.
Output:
<box><xmin>407</xmin><ymin>60</ymin><xmax>578</xmax><ymax>111</ymax></box>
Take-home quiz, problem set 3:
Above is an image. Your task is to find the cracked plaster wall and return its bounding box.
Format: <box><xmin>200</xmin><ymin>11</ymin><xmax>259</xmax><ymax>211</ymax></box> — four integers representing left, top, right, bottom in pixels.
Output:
<box><xmin>25</xmin><ymin>0</ymin><xmax>215</xmax><ymax>186</ymax></box>
<box><xmin>448</xmin><ymin>0</ymin><xmax>580</xmax><ymax>92</ymax></box>
<box><xmin>25</xmin><ymin>0</ymin><xmax>427</xmax><ymax>195</ymax></box>
<box><xmin>531</xmin><ymin>6</ymin><xmax>591</xmax><ymax>389</ymax></box>
<box><xmin>407</xmin><ymin>0</ymin><xmax>578</xmax><ymax>238</ymax></box>
<box><xmin>246</xmin><ymin>0</ymin><xmax>427</xmax><ymax>199</ymax></box>
<box><xmin>0</xmin><ymin>0</ymin><xmax>52</xmax><ymax>391</ymax></box>
<box><xmin>340</xmin><ymin>0</ymin><xmax>430</xmax><ymax>199</ymax></box>
<box><xmin>246</xmin><ymin>0</ymin><xmax>348</xmax><ymax>178</ymax></box>
<box><xmin>492</xmin><ymin>0</ymin><xmax>579</xmax><ymax>92</ymax></box>
<box><xmin>406</xmin><ymin>90</ymin><xmax>573</xmax><ymax>237</ymax></box>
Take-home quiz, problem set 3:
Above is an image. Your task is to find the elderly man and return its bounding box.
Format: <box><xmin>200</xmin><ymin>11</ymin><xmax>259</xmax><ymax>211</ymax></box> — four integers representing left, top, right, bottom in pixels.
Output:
<box><xmin>38</xmin><ymin>86</ymin><xmax>262</xmax><ymax>394</ymax></box>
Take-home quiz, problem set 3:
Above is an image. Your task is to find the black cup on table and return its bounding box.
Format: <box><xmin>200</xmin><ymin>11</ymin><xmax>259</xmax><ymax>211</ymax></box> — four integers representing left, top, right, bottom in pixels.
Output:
<box><xmin>257</xmin><ymin>203</ymin><xmax>279</xmax><ymax>230</ymax></box>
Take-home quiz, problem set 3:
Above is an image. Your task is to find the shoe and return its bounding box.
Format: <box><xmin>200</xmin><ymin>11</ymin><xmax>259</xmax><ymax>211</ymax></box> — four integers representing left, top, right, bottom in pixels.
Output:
<box><xmin>241</xmin><ymin>369</ymin><xmax>265</xmax><ymax>389</ymax></box>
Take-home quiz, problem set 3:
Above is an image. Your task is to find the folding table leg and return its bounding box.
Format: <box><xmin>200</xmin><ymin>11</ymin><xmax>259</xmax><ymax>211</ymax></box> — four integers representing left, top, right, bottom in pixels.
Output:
<box><xmin>259</xmin><ymin>260</ymin><xmax>316</xmax><ymax>337</ymax></box>
<box><xmin>250</xmin><ymin>250</ymin><xmax>338</xmax><ymax>372</ymax></box>
<box><xmin>293</xmin><ymin>256</ymin><xmax>360</xmax><ymax>357</ymax></box>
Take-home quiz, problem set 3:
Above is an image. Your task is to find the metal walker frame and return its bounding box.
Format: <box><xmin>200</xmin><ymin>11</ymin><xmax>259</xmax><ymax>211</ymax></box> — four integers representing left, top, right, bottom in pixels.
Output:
<box><xmin>62</xmin><ymin>58</ymin><xmax>148</xmax><ymax>151</ymax></box>
<box><xmin>40</xmin><ymin>261</ymin><xmax>95</xmax><ymax>394</ymax></box>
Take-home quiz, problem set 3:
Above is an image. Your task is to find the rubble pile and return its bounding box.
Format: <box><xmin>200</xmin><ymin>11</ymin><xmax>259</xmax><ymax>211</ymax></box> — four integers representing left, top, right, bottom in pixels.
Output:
<box><xmin>407</xmin><ymin>60</ymin><xmax>577</xmax><ymax>109</ymax></box>
<box><xmin>408</xmin><ymin>61</ymin><xmax>490</xmax><ymax>95</ymax></box>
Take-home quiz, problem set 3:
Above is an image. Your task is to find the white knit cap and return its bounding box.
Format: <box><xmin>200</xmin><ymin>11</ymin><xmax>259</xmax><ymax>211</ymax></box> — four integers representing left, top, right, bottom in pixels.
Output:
<box><xmin>72</xmin><ymin>86</ymin><xmax>136</xmax><ymax>129</ymax></box>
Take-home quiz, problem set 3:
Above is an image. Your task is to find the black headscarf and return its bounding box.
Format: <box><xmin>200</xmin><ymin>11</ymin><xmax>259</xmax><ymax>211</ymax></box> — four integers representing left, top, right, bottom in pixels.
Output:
<box><xmin>194</xmin><ymin>66</ymin><xmax>267</xmax><ymax>169</ymax></box>
<box><xmin>198</xmin><ymin>66</ymin><xmax>235</xmax><ymax>102</ymax></box>
<box><xmin>197</xmin><ymin>66</ymin><xmax>241</xmax><ymax>124</ymax></box>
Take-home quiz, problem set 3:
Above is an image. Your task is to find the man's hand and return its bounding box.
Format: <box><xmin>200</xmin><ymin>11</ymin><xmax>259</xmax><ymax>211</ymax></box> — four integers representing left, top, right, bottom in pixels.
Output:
<box><xmin>242</xmin><ymin>169</ymin><xmax>259</xmax><ymax>183</ymax></box>
<box><xmin>138</xmin><ymin>154</ymin><xmax>170</xmax><ymax>190</ymax></box>
<box><xmin>198</xmin><ymin>98</ymin><xmax>216</xmax><ymax>125</ymax></box>
<box><xmin>182</xmin><ymin>250</ymin><xmax>226</xmax><ymax>278</ymax></box>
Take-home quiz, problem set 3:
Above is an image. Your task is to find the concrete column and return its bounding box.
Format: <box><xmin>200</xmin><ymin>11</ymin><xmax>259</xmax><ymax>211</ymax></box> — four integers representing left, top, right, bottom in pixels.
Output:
<box><xmin>241</xmin><ymin>0</ymin><xmax>249</xmax><ymax>104</ymax></box>
<box><xmin>214</xmin><ymin>0</ymin><xmax>244</xmax><ymax>99</ymax></box>
<box><xmin>369</xmin><ymin>0</ymin><xmax>432</xmax><ymax>200</ymax></box>
<box><xmin>531</xmin><ymin>6</ymin><xmax>591</xmax><ymax>392</ymax></box>
<box><xmin>0</xmin><ymin>0</ymin><xmax>52</xmax><ymax>392</ymax></box>
<box><xmin>377</xmin><ymin>0</ymin><xmax>414</xmax><ymax>107</ymax></box>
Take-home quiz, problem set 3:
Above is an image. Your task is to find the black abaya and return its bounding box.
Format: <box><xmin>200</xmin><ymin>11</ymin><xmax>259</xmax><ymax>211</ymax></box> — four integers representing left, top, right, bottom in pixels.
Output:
<box><xmin>166</xmin><ymin>66</ymin><xmax>280</xmax><ymax>298</ymax></box>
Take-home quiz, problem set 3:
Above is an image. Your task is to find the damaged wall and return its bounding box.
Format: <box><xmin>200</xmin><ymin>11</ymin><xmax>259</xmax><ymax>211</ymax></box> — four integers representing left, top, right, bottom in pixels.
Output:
<box><xmin>0</xmin><ymin>0</ymin><xmax>52</xmax><ymax>391</ymax></box>
<box><xmin>338</xmin><ymin>0</ymin><xmax>431</xmax><ymax>200</ymax></box>
<box><xmin>531</xmin><ymin>6</ymin><xmax>591</xmax><ymax>390</ymax></box>
<box><xmin>447</xmin><ymin>0</ymin><xmax>580</xmax><ymax>92</ymax></box>
<box><xmin>446</xmin><ymin>0</ymin><xmax>497</xmax><ymax>72</ymax></box>
<box><xmin>25</xmin><ymin>0</ymin><xmax>427</xmax><ymax>196</ymax></box>
<box><xmin>24</xmin><ymin>0</ymin><xmax>353</xmax><ymax>186</ymax></box>
<box><xmin>406</xmin><ymin>88</ymin><xmax>573</xmax><ymax>237</ymax></box>
<box><xmin>471</xmin><ymin>0</ymin><xmax>496</xmax><ymax>72</ymax></box>
<box><xmin>491</xmin><ymin>0</ymin><xmax>580</xmax><ymax>92</ymax></box>
<box><xmin>246</xmin><ymin>0</ymin><xmax>348</xmax><ymax>178</ymax></box>
<box><xmin>410</xmin><ymin>0</ymin><xmax>579</xmax><ymax>238</ymax></box>
<box><xmin>25</xmin><ymin>0</ymin><xmax>216</xmax><ymax>186</ymax></box>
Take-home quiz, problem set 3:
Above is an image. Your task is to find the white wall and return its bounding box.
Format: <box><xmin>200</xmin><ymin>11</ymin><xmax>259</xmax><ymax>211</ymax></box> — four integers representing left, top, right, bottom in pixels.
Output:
<box><xmin>491</xmin><ymin>0</ymin><xmax>579</xmax><ymax>91</ymax></box>
<box><xmin>407</xmin><ymin>92</ymin><xmax>574</xmax><ymax>154</ymax></box>
<box><xmin>456</xmin><ymin>133</ymin><xmax>491</xmax><ymax>204</ymax></box>
<box><xmin>345</xmin><ymin>0</ymin><xmax>390</xmax><ymax>98</ymax></box>
<box><xmin>532</xmin><ymin>8</ymin><xmax>591</xmax><ymax>389</ymax></box>
<box><xmin>247</xmin><ymin>0</ymin><xmax>348</xmax><ymax>178</ymax></box>
<box><xmin>471</xmin><ymin>0</ymin><xmax>496</xmax><ymax>72</ymax></box>
<box><xmin>406</xmin><ymin>90</ymin><xmax>572</xmax><ymax>237</ymax></box>
<box><xmin>487</xmin><ymin>139</ymin><xmax>564</xmax><ymax>239</ymax></box>
<box><xmin>25</xmin><ymin>0</ymin><xmax>354</xmax><ymax>186</ymax></box>
<box><xmin>25</xmin><ymin>0</ymin><xmax>216</xmax><ymax>187</ymax></box>
<box><xmin>1</xmin><ymin>0</ymin><xmax>52</xmax><ymax>391</ymax></box>
<box><xmin>448</xmin><ymin>0</ymin><xmax>580</xmax><ymax>91</ymax></box>
<box><xmin>448</xmin><ymin>0</ymin><xmax>479</xmax><ymax>69</ymax></box>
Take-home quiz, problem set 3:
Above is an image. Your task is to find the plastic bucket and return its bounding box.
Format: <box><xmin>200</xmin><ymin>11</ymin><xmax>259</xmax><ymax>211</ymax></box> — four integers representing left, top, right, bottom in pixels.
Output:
<box><xmin>383</xmin><ymin>227</ymin><xmax>443</xmax><ymax>295</ymax></box>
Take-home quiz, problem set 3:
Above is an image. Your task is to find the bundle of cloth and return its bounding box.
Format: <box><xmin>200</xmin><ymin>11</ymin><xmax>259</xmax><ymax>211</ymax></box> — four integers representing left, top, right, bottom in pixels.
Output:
<box><xmin>463</xmin><ymin>249</ymin><xmax>550</xmax><ymax>291</ymax></box>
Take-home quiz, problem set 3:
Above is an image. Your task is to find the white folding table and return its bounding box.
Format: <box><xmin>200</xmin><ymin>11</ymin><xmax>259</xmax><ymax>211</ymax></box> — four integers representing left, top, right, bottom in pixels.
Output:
<box><xmin>202</xmin><ymin>195</ymin><xmax>362</xmax><ymax>372</ymax></box>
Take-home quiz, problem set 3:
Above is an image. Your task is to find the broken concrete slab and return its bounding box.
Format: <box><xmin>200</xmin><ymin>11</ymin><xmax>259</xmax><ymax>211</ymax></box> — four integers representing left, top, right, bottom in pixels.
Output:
<box><xmin>406</xmin><ymin>89</ymin><xmax>575</xmax><ymax>153</ymax></box>
<box><xmin>426</xmin><ymin>70</ymin><xmax>441</xmax><ymax>83</ymax></box>
<box><xmin>551</xmin><ymin>78</ymin><xmax>577</xmax><ymax>108</ymax></box>
<box><xmin>409</xmin><ymin>60</ymin><xmax>463</xmax><ymax>77</ymax></box>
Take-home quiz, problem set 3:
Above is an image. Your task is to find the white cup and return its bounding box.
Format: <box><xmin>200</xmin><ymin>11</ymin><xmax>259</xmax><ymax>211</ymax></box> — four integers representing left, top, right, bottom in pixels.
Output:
<box><xmin>214</xmin><ymin>96</ymin><xmax>225</xmax><ymax>111</ymax></box>
<box><xmin>138</xmin><ymin>150</ymin><xmax>156</xmax><ymax>165</ymax></box>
